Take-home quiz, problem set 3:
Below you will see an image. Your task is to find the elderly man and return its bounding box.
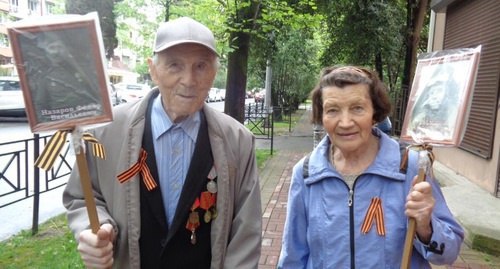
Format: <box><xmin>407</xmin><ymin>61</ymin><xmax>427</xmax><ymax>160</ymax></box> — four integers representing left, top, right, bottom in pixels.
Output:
<box><xmin>63</xmin><ymin>17</ymin><xmax>262</xmax><ymax>268</ymax></box>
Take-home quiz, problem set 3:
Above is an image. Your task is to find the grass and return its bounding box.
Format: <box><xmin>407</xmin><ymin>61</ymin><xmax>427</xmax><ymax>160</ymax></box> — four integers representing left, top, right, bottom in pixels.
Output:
<box><xmin>246</xmin><ymin>109</ymin><xmax>303</xmax><ymax>136</ymax></box>
<box><xmin>0</xmin><ymin>214</ymin><xmax>84</xmax><ymax>269</ymax></box>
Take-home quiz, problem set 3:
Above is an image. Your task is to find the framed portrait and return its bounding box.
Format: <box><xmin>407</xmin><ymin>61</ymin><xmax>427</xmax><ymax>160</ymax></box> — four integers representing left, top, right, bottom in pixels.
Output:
<box><xmin>400</xmin><ymin>46</ymin><xmax>481</xmax><ymax>146</ymax></box>
<box><xmin>6</xmin><ymin>13</ymin><xmax>113</xmax><ymax>133</ymax></box>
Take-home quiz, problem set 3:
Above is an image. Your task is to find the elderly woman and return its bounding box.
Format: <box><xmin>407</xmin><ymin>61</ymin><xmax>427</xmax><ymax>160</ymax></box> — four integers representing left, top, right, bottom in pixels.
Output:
<box><xmin>277</xmin><ymin>66</ymin><xmax>464</xmax><ymax>268</ymax></box>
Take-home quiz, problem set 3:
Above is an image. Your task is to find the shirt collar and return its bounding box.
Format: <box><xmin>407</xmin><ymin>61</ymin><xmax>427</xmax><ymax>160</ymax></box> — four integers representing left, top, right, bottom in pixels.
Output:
<box><xmin>151</xmin><ymin>94</ymin><xmax>200</xmax><ymax>142</ymax></box>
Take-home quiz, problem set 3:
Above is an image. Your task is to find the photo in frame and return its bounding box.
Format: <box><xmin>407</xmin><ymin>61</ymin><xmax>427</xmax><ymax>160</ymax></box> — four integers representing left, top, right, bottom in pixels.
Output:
<box><xmin>400</xmin><ymin>46</ymin><xmax>481</xmax><ymax>146</ymax></box>
<box><xmin>6</xmin><ymin>13</ymin><xmax>113</xmax><ymax>133</ymax></box>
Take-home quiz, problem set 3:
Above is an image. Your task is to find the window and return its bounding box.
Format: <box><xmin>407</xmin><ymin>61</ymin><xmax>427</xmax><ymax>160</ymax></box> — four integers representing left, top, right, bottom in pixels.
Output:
<box><xmin>10</xmin><ymin>0</ymin><xmax>18</xmax><ymax>6</ymax></box>
<box><xmin>0</xmin><ymin>34</ymin><xmax>9</xmax><ymax>48</ymax></box>
<box><xmin>45</xmin><ymin>3</ymin><xmax>54</xmax><ymax>14</ymax></box>
<box><xmin>28</xmin><ymin>0</ymin><xmax>39</xmax><ymax>12</ymax></box>
<box><xmin>0</xmin><ymin>12</ymin><xmax>7</xmax><ymax>23</ymax></box>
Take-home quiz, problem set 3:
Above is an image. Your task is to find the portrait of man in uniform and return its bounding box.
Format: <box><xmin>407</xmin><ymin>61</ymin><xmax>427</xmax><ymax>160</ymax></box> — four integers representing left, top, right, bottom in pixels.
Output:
<box><xmin>7</xmin><ymin>16</ymin><xmax>113</xmax><ymax>132</ymax></box>
<box><xmin>401</xmin><ymin>46</ymin><xmax>481</xmax><ymax>146</ymax></box>
<box><xmin>29</xmin><ymin>30</ymin><xmax>104</xmax><ymax>123</ymax></box>
<box><xmin>408</xmin><ymin>63</ymin><xmax>460</xmax><ymax>141</ymax></box>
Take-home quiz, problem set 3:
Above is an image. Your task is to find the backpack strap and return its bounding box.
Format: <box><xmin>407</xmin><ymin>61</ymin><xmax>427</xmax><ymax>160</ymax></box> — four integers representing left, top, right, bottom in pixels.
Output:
<box><xmin>302</xmin><ymin>141</ymin><xmax>408</xmax><ymax>179</ymax></box>
<box><xmin>302</xmin><ymin>152</ymin><xmax>312</xmax><ymax>178</ymax></box>
<box><xmin>399</xmin><ymin>140</ymin><xmax>409</xmax><ymax>174</ymax></box>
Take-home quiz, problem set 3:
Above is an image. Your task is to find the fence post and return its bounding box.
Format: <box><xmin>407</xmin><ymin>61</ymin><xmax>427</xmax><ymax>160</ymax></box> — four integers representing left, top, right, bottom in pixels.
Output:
<box><xmin>270</xmin><ymin>106</ymin><xmax>274</xmax><ymax>155</ymax></box>
<box><xmin>313</xmin><ymin>124</ymin><xmax>325</xmax><ymax>149</ymax></box>
<box><xmin>32</xmin><ymin>133</ymin><xmax>40</xmax><ymax>235</ymax></box>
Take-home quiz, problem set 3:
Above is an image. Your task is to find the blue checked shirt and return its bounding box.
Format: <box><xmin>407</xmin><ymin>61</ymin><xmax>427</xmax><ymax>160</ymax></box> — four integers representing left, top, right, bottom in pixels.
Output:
<box><xmin>151</xmin><ymin>95</ymin><xmax>200</xmax><ymax>227</ymax></box>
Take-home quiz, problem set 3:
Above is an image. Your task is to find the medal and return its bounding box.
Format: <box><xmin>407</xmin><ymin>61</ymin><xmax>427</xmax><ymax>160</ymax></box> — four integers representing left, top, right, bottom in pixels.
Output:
<box><xmin>207</xmin><ymin>164</ymin><xmax>217</xmax><ymax>180</ymax></box>
<box><xmin>186</xmin><ymin>198</ymin><xmax>201</xmax><ymax>245</ymax></box>
<box><xmin>207</xmin><ymin>181</ymin><xmax>217</xmax><ymax>193</ymax></box>
<box><xmin>204</xmin><ymin>210</ymin><xmax>212</xmax><ymax>223</ymax></box>
<box><xmin>189</xmin><ymin>211</ymin><xmax>199</xmax><ymax>224</ymax></box>
<box><xmin>210</xmin><ymin>207</ymin><xmax>218</xmax><ymax>220</ymax></box>
<box><xmin>200</xmin><ymin>192</ymin><xmax>214</xmax><ymax>223</ymax></box>
<box><xmin>190</xmin><ymin>230</ymin><xmax>197</xmax><ymax>245</ymax></box>
<box><xmin>207</xmin><ymin>164</ymin><xmax>218</xmax><ymax>194</ymax></box>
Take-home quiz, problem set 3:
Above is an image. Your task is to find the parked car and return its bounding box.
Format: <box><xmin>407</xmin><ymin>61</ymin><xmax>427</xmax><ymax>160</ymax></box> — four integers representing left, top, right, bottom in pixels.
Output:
<box><xmin>254</xmin><ymin>89</ymin><xmax>266</xmax><ymax>103</ymax></box>
<box><xmin>219</xmin><ymin>89</ymin><xmax>226</xmax><ymax>101</ymax></box>
<box><xmin>114</xmin><ymin>82</ymin><xmax>151</xmax><ymax>103</ymax></box>
<box><xmin>207</xmin><ymin>88</ymin><xmax>221</xmax><ymax>102</ymax></box>
<box><xmin>0</xmin><ymin>76</ymin><xmax>24</xmax><ymax>117</ymax></box>
<box><xmin>108</xmin><ymin>83</ymin><xmax>121</xmax><ymax>106</ymax></box>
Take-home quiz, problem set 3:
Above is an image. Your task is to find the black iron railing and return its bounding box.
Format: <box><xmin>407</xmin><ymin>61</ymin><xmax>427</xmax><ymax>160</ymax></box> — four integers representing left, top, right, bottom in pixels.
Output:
<box><xmin>0</xmin><ymin>134</ymin><xmax>74</xmax><ymax>234</ymax></box>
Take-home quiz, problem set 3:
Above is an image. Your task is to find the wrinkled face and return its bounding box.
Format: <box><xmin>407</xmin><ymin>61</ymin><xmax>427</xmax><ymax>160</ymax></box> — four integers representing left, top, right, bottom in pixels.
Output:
<box><xmin>46</xmin><ymin>40</ymin><xmax>67</xmax><ymax>65</ymax></box>
<box><xmin>148</xmin><ymin>44</ymin><xmax>217</xmax><ymax>123</ymax></box>
<box><xmin>322</xmin><ymin>84</ymin><xmax>375</xmax><ymax>153</ymax></box>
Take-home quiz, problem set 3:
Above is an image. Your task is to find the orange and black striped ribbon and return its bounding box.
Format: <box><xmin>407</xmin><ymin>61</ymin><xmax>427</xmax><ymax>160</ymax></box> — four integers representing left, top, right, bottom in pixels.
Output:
<box><xmin>34</xmin><ymin>130</ymin><xmax>106</xmax><ymax>171</ymax></box>
<box><xmin>400</xmin><ymin>143</ymin><xmax>435</xmax><ymax>178</ymax></box>
<box><xmin>82</xmin><ymin>133</ymin><xmax>106</xmax><ymax>159</ymax></box>
<box><xmin>361</xmin><ymin>197</ymin><xmax>386</xmax><ymax>236</ymax></box>
<box><xmin>117</xmin><ymin>148</ymin><xmax>157</xmax><ymax>191</ymax></box>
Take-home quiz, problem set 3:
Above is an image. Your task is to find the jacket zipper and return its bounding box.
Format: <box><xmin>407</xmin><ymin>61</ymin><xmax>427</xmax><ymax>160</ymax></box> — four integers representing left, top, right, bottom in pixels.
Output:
<box><xmin>349</xmin><ymin>187</ymin><xmax>355</xmax><ymax>269</ymax></box>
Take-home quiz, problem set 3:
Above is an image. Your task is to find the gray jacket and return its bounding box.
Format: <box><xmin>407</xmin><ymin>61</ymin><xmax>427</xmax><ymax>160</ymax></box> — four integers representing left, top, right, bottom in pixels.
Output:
<box><xmin>63</xmin><ymin>89</ymin><xmax>262</xmax><ymax>268</ymax></box>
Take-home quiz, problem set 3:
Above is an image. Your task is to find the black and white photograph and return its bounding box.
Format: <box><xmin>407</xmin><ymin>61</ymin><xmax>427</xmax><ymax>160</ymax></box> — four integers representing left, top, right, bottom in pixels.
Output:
<box><xmin>401</xmin><ymin>47</ymin><xmax>481</xmax><ymax>146</ymax></box>
<box><xmin>7</xmin><ymin>15</ymin><xmax>112</xmax><ymax>132</ymax></box>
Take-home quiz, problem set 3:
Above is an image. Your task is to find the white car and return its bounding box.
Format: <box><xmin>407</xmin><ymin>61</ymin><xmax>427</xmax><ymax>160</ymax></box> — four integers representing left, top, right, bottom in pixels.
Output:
<box><xmin>207</xmin><ymin>88</ymin><xmax>221</xmax><ymax>102</ymax></box>
<box><xmin>114</xmin><ymin>82</ymin><xmax>151</xmax><ymax>103</ymax></box>
<box><xmin>0</xmin><ymin>76</ymin><xmax>25</xmax><ymax>117</ymax></box>
<box><xmin>219</xmin><ymin>89</ymin><xmax>226</xmax><ymax>101</ymax></box>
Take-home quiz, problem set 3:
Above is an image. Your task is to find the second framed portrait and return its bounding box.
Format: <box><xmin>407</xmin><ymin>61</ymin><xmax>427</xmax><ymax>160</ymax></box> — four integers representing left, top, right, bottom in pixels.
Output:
<box><xmin>7</xmin><ymin>13</ymin><xmax>113</xmax><ymax>133</ymax></box>
<box><xmin>400</xmin><ymin>46</ymin><xmax>481</xmax><ymax>146</ymax></box>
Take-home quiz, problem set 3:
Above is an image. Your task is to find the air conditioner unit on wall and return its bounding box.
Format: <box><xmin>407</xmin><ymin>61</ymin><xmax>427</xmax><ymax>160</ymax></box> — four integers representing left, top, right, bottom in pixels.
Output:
<box><xmin>10</xmin><ymin>6</ymin><xmax>18</xmax><ymax>13</ymax></box>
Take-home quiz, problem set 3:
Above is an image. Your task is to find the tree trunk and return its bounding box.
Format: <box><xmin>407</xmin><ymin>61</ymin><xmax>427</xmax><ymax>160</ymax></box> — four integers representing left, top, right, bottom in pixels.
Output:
<box><xmin>375</xmin><ymin>52</ymin><xmax>383</xmax><ymax>81</ymax></box>
<box><xmin>224</xmin><ymin>31</ymin><xmax>251</xmax><ymax>123</ymax></box>
<box><xmin>223</xmin><ymin>0</ymin><xmax>260</xmax><ymax>123</ymax></box>
<box><xmin>397</xmin><ymin>0</ymin><xmax>429</xmax><ymax>134</ymax></box>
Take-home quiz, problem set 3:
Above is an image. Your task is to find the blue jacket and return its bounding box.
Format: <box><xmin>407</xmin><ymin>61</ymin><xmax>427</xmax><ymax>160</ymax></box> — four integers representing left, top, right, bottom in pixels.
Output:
<box><xmin>278</xmin><ymin>128</ymin><xmax>464</xmax><ymax>269</ymax></box>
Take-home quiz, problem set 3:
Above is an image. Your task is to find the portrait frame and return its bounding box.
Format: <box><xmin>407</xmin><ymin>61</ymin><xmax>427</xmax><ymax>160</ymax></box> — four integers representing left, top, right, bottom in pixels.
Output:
<box><xmin>6</xmin><ymin>13</ymin><xmax>112</xmax><ymax>133</ymax></box>
<box><xmin>400</xmin><ymin>46</ymin><xmax>481</xmax><ymax>146</ymax></box>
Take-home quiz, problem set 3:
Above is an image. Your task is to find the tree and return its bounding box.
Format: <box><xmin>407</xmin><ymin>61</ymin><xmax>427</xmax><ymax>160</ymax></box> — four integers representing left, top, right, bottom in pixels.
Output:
<box><xmin>65</xmin><ymin>0</ymin><xmax>118</xmax><ymax>60</ymax></box>
<box><xmin>222</xmin><ymin>0</ymin><xmax>260</xmax><ymax>123</ymax></box>
<box><xmin>395</xmin><ymin>0</ymin><xmax>429</xmax><ymax>134</ymax></box>
<box><xmin>223</xmin><ymin>0</ymin><xmax>322</xmax><ymax>122</ymax></box>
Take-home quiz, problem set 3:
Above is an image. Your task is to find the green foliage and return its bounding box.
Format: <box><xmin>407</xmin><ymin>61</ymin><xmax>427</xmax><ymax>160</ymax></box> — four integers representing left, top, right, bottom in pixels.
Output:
<box><xmin>270</xmin><ymin>27</ymin><xmax>321</xmax><ymax>109</ymax></box>
<box><xmin>318</xmin><ymin>0</ymin><xmax>406</xmax><ymax>90</ymax></box>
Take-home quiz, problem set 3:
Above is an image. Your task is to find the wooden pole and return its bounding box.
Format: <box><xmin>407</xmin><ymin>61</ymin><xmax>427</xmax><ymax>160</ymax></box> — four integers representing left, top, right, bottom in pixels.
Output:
<box><xmin>400</xmin><ymin>167</ymin><xmax>426</xmax><ymax>269</ymax></box>
<box><xmin>75</xmin><ymin>146</ymin><xmax>100</xmax><ymax>234</ymax></box>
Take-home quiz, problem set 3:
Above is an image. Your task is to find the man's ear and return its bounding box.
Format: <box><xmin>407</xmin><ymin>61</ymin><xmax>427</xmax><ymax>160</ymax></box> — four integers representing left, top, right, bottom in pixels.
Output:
<box><xmin>147</xmin><ymin>58</ymin><xmax>157</xmax><ymax>84</ymax></box>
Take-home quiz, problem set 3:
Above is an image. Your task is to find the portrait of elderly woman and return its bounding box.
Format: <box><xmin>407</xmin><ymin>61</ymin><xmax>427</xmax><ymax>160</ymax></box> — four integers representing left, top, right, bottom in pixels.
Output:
<box><xmin>407</xmin><ymin>64</ymin><xmax>461</xmax><ymax>141</ymax></box>
<box><xmin>277</xmin><ymin>65</ymin><xmax>463</xmax><ymax>268</ymax></box>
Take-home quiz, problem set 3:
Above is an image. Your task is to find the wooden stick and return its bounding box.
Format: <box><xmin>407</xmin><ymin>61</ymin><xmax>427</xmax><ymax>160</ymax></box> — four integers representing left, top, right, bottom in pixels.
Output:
<box><xmin>75</xmin><ymin>146</ymin><xmax>100</xmax><ymax>234</ymax></box>
<box><xmin>400</xmin><ymin>167</ymin><xmax>426</xmax><ymax>269</ymax></box>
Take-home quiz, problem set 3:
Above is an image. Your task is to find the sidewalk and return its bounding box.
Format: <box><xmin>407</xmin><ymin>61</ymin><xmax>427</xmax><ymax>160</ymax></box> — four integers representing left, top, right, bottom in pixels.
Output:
<box><xmin>257</xmin><ymin>107</ymin><xmax>500</xmax><ymax>269</ymax></box>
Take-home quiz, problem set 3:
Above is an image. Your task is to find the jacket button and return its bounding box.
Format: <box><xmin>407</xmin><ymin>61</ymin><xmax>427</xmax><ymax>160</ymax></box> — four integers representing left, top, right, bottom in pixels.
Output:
<box><xmin>161</xmin><ymin>239</ymin><xmax>167</xmax><ymax>246</ymax></box>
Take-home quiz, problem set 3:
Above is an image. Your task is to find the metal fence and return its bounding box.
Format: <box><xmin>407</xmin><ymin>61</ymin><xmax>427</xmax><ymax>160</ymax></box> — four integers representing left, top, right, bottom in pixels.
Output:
<box><xmin>0</xmin><ymin>134</ymin><xmax>74</xmax><ymax>234</ymax></box>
